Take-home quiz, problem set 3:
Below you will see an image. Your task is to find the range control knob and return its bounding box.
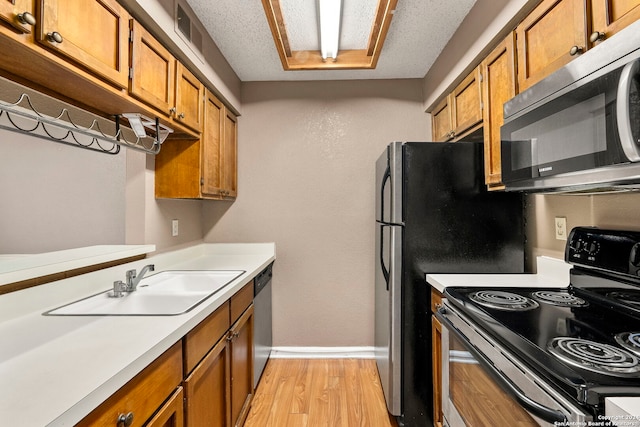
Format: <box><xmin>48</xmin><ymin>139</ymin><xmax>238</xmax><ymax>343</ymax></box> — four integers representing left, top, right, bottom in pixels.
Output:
<box><xmin>585</xmin><ymin>241</ymin><xmax>600</xmax><ymax>255</ymax></box>
<box><xmin>569</xmin><ymin>239</ymin><xmax>584</xmax><ymax>252</ymax></box>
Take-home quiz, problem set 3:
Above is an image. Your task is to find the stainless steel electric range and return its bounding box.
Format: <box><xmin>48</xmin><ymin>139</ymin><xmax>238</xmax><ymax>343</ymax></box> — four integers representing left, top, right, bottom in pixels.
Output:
<box><xmin>436</xmin><ymin>227</ymin><xmax>640</xmax><ymax>426</ymax></box>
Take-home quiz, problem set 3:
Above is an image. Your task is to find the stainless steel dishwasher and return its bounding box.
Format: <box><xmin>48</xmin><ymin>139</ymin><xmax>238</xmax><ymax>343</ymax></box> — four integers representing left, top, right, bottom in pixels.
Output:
<box><xmin>253</xmin><ymin>262</ymin><xmax>273</xmax><ymax>388</ymax></box>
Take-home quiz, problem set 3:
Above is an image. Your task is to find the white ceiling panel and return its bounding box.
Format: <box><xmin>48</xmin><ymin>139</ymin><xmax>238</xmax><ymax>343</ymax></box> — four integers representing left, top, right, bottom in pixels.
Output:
<box><xmin>185</xmin><ymin>0</ymin><xmax>477</xmax><ymax>81</ymax></box>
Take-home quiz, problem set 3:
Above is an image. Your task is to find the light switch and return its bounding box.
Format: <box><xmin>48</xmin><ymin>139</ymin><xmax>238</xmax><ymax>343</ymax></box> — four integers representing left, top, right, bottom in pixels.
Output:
<box><xmin>172</xmin><ymin>219</ymin><xmax>179</xmax><ymax>237</ymax></box>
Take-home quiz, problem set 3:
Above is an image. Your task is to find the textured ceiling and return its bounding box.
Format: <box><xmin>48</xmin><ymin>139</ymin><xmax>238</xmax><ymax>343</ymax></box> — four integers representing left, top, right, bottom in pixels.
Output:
<box><xmin>185</xmin><ymin>0</ymin><xmax>477</xmax><ymax>81</ymax></box>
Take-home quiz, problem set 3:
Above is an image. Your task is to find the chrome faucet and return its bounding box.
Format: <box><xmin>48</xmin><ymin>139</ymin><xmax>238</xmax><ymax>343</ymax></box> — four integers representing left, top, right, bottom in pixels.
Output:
<box><xmin>125</xmin><ymin>264</ymin><xmax>155</xmax><ymax>292</ymax></box>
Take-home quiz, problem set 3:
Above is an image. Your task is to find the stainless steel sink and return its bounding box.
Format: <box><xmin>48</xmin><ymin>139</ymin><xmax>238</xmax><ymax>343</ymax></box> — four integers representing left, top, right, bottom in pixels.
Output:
<box><xmin>45</xmin><ymin>270</ymin><xmax>245</xmax><ymax>316</ymax></box>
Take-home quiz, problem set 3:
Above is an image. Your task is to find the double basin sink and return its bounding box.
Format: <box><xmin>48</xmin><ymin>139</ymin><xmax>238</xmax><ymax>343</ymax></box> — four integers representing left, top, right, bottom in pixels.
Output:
<box><xmin>45</xmin><ymin>270</ymin><xmax>245</xmax><ymax>316</ymax></box>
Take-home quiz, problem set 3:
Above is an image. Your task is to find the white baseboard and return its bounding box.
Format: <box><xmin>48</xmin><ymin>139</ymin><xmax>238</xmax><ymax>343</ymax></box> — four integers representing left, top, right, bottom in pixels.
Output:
<box><xmin>270</xmin><ymin>346</ymin><xmax>375</xmax><ymax>359</ymax></box>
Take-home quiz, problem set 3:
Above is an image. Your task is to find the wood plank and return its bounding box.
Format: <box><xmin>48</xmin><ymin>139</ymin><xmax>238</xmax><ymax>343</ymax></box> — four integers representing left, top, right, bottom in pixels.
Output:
<box><xmin>245</xmin><ymin>359</ymin><xmax>397</xmax><ymax>427</ymax></box>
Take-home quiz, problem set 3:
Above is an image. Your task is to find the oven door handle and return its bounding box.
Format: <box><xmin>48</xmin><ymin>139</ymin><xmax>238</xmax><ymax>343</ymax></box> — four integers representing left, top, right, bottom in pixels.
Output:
<box><xmin>436</xmin><ymin>309</ymin><xmax>568</xmax><ymax>424</ymax></box>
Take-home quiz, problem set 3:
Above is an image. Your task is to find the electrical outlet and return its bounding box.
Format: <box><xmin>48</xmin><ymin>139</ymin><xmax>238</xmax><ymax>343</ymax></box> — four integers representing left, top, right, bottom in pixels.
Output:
<box><xmin>555</xmin><ymin>217</ymin><xmax>567</xmax><ymax>241</ymax></box>
<box><xmin>172</xmin><ymin>219</ymin><xmax>179</xmax><ymax>237</ymax></box>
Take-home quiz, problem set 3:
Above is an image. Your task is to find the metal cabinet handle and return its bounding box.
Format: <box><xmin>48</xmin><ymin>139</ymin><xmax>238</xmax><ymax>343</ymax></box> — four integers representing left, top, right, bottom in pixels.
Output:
<box><xmin>589</xmin><ymin>31</ymin><xmax>605</xmax><ymax>43</ymax></box>
<box><xmin>16</xmin><ymin>12</ymin><xmax>36</xmax><ymax>26</ymax></box>
<box><xmin>569</xmin><ymin>45</ymin><xmax>583</xmax><ymax>56</ymax></box>
<box><xmin>178</xmin><ymin>112</ymin><xmax>185</xmax><ymax>119</ymax></box>
<box><xmin>46</xmin><ymin>31</ymin><xmax>63</xmax><ymax>44</ymax></box>
<box><xmin>169</xmin><ymin>107</ymin><xmax>177</xmax><ymax>115</ymax></box>
<box><xmin>117</xmin><ymin>412</ymin><xmax>134</xmax><ymax>427</ymax></box>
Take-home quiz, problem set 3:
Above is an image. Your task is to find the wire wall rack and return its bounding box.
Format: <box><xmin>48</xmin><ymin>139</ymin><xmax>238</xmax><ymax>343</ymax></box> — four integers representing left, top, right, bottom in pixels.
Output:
<box><xmin>0</xmin><ymin>78</ymin><xmax>173</xmax><ymax>156</ymax></box>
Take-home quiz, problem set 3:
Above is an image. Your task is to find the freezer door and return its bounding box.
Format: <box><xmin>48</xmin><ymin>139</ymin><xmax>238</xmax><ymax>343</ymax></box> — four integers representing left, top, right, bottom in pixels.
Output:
<box><xmin>376</xmin><ymin>142</ymin><xmax>403</xmax><ymax>224</ymax></box>
<box><xmin>375</xmin><ymin>222</ymin><xmax>402</xmax><ymax>415</ymax></box>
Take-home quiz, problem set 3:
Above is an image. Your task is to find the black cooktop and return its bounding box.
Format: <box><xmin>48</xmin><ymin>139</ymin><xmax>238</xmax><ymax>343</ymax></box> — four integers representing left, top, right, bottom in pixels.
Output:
<box><xmin>444</xmin><ymin>283</ymin><xmax>640</xmax><ymax>406</ymax></box>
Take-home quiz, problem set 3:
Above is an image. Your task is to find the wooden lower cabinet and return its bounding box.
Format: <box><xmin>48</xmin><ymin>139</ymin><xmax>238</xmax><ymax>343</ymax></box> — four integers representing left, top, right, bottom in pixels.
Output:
<box><xmin>230</xmin><ymin>305</ymin><xmax>254</xmax><ymax>427</ymax></box>
<box><xmin>184</xmin><ymin>336</ymin><xmax>231</xmax><ymax>427</ymax></box>
<box><xmin>431</xmin><ymin>287</ymin><xmax>443</xmax><ymax>427</ymax></box>
<box><xmin>146</xmin><ymin>387</ymin><xmax>185</xmax><ymax>427</ymax></box>
<box><xmin>76</xmin><ymin>342</ymin><xmax>183</xmax><ymax>427</ymax></box>
<box><xmin>182</xmin><ymin>284</ymin><xmax>254</xmax><ymax>427</ymax></box>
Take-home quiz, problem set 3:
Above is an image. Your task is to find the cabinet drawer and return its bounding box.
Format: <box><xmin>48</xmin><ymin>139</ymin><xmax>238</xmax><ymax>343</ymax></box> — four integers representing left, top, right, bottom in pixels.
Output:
<box><xmin>76</xmin><ymin>342</ymin><xmax>182</xmax><ymax>427</ymax></box>
<box><xmin>230</xmin><ymin>281</ymin><xmax>253</xmax><ymax>324</ymax></box>
<box><xmin>183</xmin><ymin>301</ymin><xmax>230</xmax><ymax>375</ymax></box>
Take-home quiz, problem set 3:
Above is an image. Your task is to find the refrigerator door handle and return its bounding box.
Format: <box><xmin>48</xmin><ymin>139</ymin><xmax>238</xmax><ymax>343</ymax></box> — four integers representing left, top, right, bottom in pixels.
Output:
<box><xmin>380</xmin><ymin>164</ymin><xmax>390</xmax><ymax>223</ymax></box>
<box><xmin>380</xmin><ymin>224</ymin><xmax>390</xmax><ymax>290</ymax></box>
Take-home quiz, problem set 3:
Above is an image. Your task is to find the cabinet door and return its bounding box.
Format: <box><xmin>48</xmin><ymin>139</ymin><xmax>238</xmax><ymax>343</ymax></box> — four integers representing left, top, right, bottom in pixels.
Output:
<box><xmin>230</xmin><ymin>305</ymin><xmax>254</xmax><ymax>427</ymax></box>
<box><xmin>201</xmin><ymin>89</ymin><xmax>225</xmax><ymax>197</ymax></box>
<box><xmin>76</xmin><ymin>343</ymin><xmax>182</xmax><ymax>427</ymax></box>
<box><xmin>516</xmin><ymin>0</ymin><xmax>587</xmax><ymax>91</ymax></box>
<box><xmin>222</xmin><ymin>109</ymin><xmax>238</xmax><ymax>198</ymax></box>
<box><xmin>184</xmin><ymin>336</ymin><xmax>231</xmax><ymax>427</ymax></box>
<box><xmin>0</xmin><ymin>0</ymin><xmax>35</xmax><ymax>33</ymax></box>
<box><xmin>481</xmin><ymin>33</ymin><xmax>517</xmax><ymax>189</ymax></box>
<box><xmin>146</xmin><ymin>387</ymin><xmax>185</xmax><ymax>427</ymax></box>
<box><xmin>432</xmin><ymin>314</ymin><xmax>443</xmax><ymax>427</ymax></box>
<box><xmin>451</xmin><ymin>67</ymin><xmax>483</xmax><ymax>138</ymax></box>
<box><xmin>38</xmin><ymin>0</ymin><xmax>130</xmax><ymax>88</ymax></box>
<box><xmin>175</xmin><ymin>62</ymin><xmax>204</xmax><ymax>132</ymax></box>
<box><xmin>129</xmin><ymin>19</ymin><xmax>175</xmax><ymax>116</ymax></box>
<box><xmin>590</xmin><ymin>0</ymin><xmax>640</xmax><ymax>45</ymax></box>
<box><xmin>431</xmin><ymin>97</ymin><xmax>453</xmax><ymax>142</ymax></box>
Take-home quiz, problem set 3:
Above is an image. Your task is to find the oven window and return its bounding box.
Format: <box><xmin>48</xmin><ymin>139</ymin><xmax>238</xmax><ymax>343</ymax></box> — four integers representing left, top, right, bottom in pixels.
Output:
<box><xmin>448</xmin><ymin>334</ymin><xmax>539</xmax><ymax>426</ymax></box>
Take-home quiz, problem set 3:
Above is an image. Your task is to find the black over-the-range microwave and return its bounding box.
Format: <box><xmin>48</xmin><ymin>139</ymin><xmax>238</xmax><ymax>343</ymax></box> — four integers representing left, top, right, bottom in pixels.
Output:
<box><xmin>500</xmin><ymin>18</ymin><xmax>640</xmax><ymax>193</ymax></box>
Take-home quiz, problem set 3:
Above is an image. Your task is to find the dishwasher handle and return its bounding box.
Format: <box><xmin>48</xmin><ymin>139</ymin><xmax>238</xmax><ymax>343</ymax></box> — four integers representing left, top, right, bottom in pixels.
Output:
<box><xmin>436</xmin><ymin>307</ymin><xmax>568</xmax><ymax>425</ymax></box>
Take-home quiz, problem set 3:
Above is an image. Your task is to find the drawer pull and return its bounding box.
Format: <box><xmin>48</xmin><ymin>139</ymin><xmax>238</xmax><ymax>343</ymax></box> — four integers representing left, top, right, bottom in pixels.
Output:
<box><xmin>46</xmin><ymin>31</ymin><xmax>63</xmax><ymax>44</ymax></box>
<box><xmin>16</xmin><ymin>12</ymin><xmax>36</xmax><ymax>26</ymax></box>
<box><xmin>117</xmin><ymin>412</ymin><xmax>134</xmax><ymax>427</ymax></box>
<box><xmin>569</xmin><ymin>45</ymin><xmax>583</xmax><ymax>56</ymax></box>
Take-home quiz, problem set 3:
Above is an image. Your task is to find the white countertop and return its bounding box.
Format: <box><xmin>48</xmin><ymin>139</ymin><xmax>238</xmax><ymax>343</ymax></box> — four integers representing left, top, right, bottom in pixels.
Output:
<box><xmin>0</xmin><ymin>243</ymin><xmax>275</xmax><ymax>427</ymax></box>
<box><xmin>0</xmin><ymin>245</ymin><xmax>156</xmax><ymax>286</ymax></box>
<box><xmin>427</xmin><ymin>256</ymin><xmax>640</xmax><ymax>420</ymax></box>
<box><xmin>427</xmin><ymin>256</ymin><xmax>571</xmax><ymax>293</ymax></box>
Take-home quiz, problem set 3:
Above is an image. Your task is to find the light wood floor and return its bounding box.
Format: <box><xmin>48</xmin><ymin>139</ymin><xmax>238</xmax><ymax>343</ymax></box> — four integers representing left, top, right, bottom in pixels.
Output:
<box><xmin>244</xmin><ymin>358</ymin><xmax>398</xmax><ymax>427</ymax></box>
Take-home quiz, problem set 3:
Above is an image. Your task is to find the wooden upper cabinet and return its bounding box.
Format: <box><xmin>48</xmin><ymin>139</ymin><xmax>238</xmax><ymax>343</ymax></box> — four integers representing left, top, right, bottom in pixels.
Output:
<box><xmin>202</xmin><ymin>90</ymin><xmax>225</xmax><ymax>197</ymax></box>
<box><xmin>516</xmin><ymin>0</ymin><xmax>588</xmax><ymax>91</ymax></box>
<box><xmin>0</xmin><ymin>0</ymin><xmax>35</xmax><ymax>33</ymax></box>
<box><xmin>37</xmin><ymin>0</ymin><xmax>130</xmax><ymax>89</ymax></box>
<box><xmin>431</xmin><ymin>97</ymin><xmax>453</xmax><ymax>142</ymax></box>
<box><xmin>590</xmin><ymin>0</ymin><xmax>640</xmax><ymax>45</ymax></box>
<box><xmin>129</xmin><ymin>19</ymin><xmax>176</xmax><ymax>116</ymax></box>
<box><xmin>175</xmin><ymin>62</ymin><xmax>204</xmax><ymax>132</ymax></box>
<box><xmin>482</xmin><ymin>33</ymin><xmax>517</xmax><ymax>190</ymax></box>
<box><xmin>222</xmin><ymin>109</ymin><xmax>238</xmax><ymax>198</ymax></box>
<box><xmin>430</xmin><ymin>67</ymin><xmax>482</xmax><ymax>142</ymax></box>
<box><xmin>450</xmin><ymin>67</ymin><xmax>483</xmax><ymax>137</ymax></box>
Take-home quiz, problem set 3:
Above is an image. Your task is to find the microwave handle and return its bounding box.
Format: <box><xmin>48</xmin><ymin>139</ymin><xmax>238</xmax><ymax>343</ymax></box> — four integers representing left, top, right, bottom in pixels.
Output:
<box><xmin>617</xmin><ymin>59</ymin><xmax>640</xmax><ymax>162</ymax></box>
<box><xmin>436</xmin><ymin>308</ymin><xmax>568</xmax><ymax>424</ymax></box>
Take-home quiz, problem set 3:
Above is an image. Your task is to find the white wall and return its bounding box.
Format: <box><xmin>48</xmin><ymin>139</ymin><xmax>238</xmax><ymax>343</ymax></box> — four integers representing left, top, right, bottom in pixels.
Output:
<box><xmin>202</xmin><ymin>79</ymin><xmax>428</xmax><ymax>347</ymax></box>
<box><xmin>0</xmin><ymin>130</ymin><xmax>126</xmax><ymax>253</ymax></box>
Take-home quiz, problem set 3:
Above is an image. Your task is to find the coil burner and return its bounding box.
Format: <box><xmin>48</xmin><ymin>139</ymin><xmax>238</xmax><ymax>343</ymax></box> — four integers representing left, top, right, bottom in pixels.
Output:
<box><xmin>532</xmin><ymin>291</ymin><xmax>588</xmax><ymax>307</ymax></box>
<box><xmin>615</xmin><ymin>332</ymin><xmax>640</xmax><ymax>357</ymax></box>
<box><xmin>548</xmin><ymin>337</ymin><xmax>640</xmax><ymax>376</ymax></box>
<box><xmin>469</xmin><ymin>290</ymin><xmax>539</xmax><ymax>311</ymax></box>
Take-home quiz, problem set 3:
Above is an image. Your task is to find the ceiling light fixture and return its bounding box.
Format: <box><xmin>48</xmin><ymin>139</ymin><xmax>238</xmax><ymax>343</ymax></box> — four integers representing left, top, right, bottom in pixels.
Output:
<box><xmin>318</xmin><ymin>0</ymin><xmax>342</xmax><ymax>61</ymax></box>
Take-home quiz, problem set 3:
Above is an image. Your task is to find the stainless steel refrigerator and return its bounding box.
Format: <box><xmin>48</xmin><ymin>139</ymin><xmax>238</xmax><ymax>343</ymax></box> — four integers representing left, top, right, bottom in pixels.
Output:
<box><xmin>375</xmin><ymin>141</ymin><xmax>525</xmax><ymax>426</ymax></box>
